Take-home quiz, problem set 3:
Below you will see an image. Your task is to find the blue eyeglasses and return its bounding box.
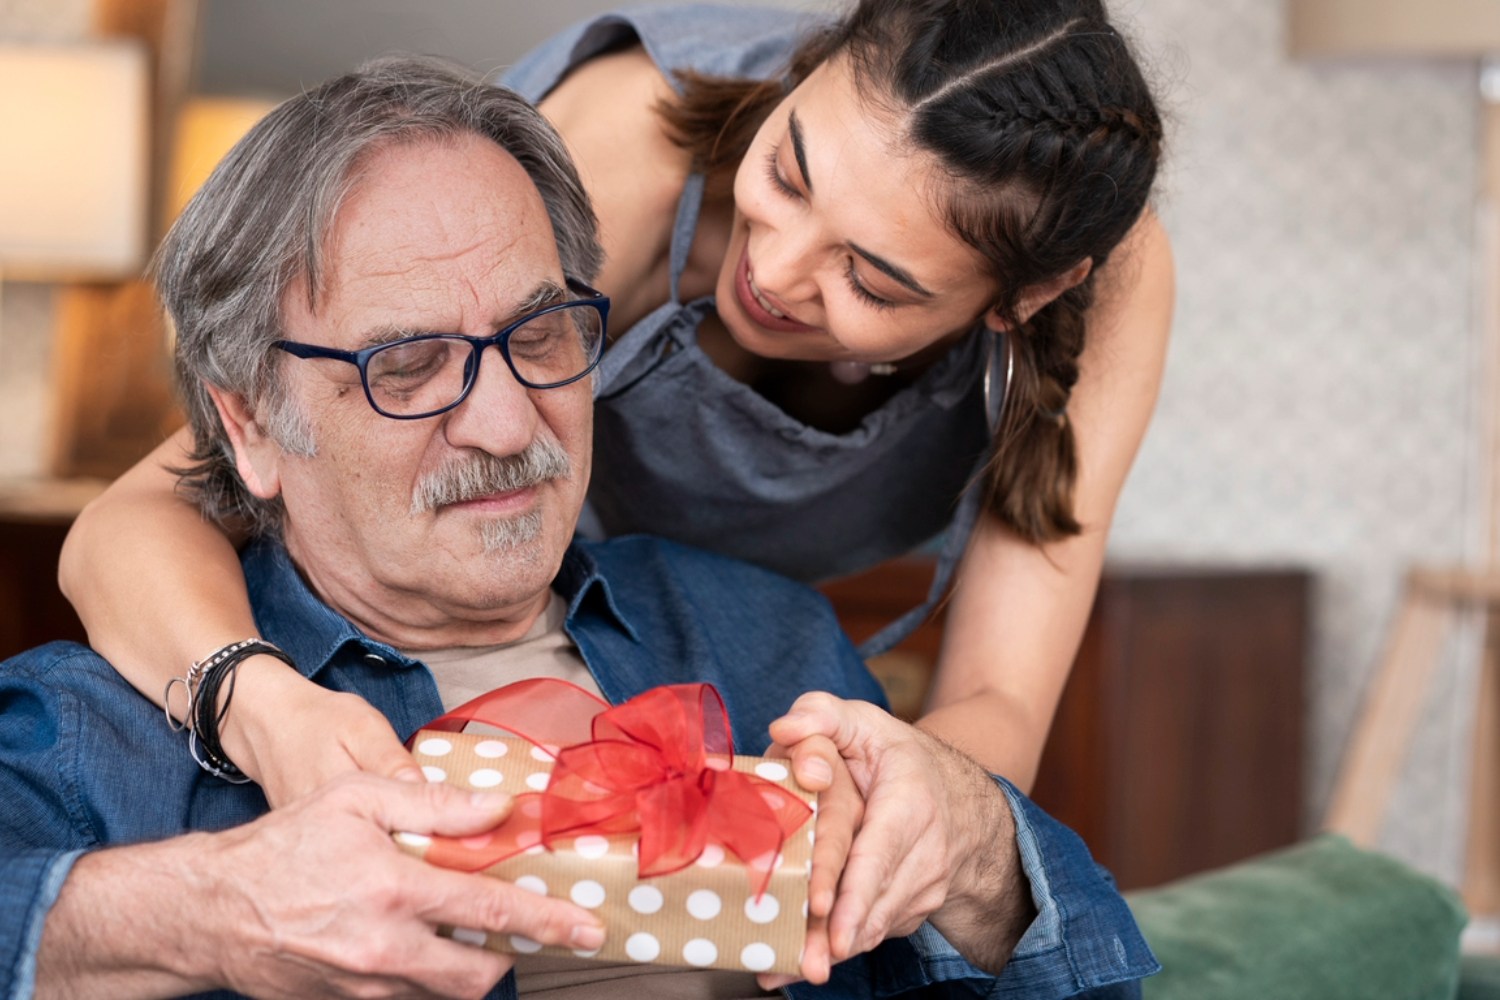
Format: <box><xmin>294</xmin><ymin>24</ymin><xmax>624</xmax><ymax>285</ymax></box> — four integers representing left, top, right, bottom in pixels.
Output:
<box><xmin>274</xmin><ymin>278</ymin><xmax>609</xmax><ymax>420</ymax></box>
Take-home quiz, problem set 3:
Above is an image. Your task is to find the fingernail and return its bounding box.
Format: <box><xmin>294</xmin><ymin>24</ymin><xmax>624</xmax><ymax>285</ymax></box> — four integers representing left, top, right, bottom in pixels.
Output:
<box><xmin>394</xmin><ymin>766</ymin><xmax>425</xmax><ymax>783</ymax></box>
<box><xmin>469</xmin><ymin>791</ymin><xmax>511</xmax><ymax>811</ymax></box>
<box><xmin>814</xmin><ymin>889</ymin><xmax>835</xmax><ymax>917</ymax></box>
<box><xmin>801</xmin><ymin>756</ymin><xmax>833</xmax><ymax>786</ymax></box>
<box><xmin>572</xmin><ymin>923</ymin><xmax>605</xmax><ymax>950</ymax></box>
<box><xmin>780</xmin><ymin>711</ymin><xmax>807</xmax><ymax>724</ymax></box>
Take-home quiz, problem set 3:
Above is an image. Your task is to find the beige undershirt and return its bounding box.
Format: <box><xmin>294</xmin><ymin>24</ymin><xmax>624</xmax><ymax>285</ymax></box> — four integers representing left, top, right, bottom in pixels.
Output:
<box><xmin>403</xmin><ymin>591</ymin><xmax>775</xmax><ymax>1000</ymax></box>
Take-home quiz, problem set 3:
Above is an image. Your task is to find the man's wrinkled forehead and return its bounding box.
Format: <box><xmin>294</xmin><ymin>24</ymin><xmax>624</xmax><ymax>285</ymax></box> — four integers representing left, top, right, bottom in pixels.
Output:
<box><xmin>293</xmin><ymin>132</ymin><xmax>555</xmax><ymax>317</ymax></box>
<box><xmin>277</xmin><ymin>141</ymin><xmax>566</xmax><ymax>349</ymax></box>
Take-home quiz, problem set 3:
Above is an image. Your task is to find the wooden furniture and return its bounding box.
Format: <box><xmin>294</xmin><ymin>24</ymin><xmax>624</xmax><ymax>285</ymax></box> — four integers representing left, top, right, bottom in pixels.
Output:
<box><xmin>0</xmin><ymin>479</ymin><xmax>104</xmax><ymax>662</ymax></box>
<box><xmin>822</xmin><ymin>562</ymin><xmax>1309</xmax><ymax>891</ymax></box>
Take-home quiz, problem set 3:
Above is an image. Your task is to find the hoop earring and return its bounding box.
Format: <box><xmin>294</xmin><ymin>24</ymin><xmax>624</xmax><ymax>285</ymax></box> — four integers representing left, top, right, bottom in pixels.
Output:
<box><xmin>983</xmin><ymin>328</ymin><xmax>1014</xmax><ymax>435</ymax></box>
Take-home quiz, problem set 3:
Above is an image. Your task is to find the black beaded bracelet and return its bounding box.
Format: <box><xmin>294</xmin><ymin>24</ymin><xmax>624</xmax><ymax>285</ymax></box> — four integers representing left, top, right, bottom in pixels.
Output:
<box><xmin>165</xmin><ymin>639</ymin><xmax>296</xmax><ymax>783</ymax></box>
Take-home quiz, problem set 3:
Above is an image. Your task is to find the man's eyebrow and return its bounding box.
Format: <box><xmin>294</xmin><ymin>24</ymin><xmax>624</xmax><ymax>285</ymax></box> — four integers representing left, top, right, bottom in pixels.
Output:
<box><xmin>789</xmin><ymin>110</ymin><xmax>812</xmax><ymax>194</ymax></box>
<box><xmin>508</xmin><ymin>279</ymin><xmax>568</xmax><ymax>321</ymax></box>
<box><xmin>849</xmin><ymin>243</ymin><xmax>935</xmax><ymax>298</ymax></box>
<box><xmin>352</xmin><ymin>280</ymin><xmax>568</xmax><ymax>349</ymax></box>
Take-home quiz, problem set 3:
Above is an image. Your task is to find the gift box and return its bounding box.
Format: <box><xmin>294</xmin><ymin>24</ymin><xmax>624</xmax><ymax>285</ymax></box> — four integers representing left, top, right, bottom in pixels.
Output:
<box><xmin>393</xmin><ymin>680</ymin><xmax>815</xmax><ymax>975</ymax></box>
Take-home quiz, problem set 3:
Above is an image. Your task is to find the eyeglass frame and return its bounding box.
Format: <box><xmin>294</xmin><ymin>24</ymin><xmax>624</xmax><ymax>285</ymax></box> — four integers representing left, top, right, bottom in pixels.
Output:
<box><xmin>272</xmin><ymin>277</ymin><xmax>610</xmax><ymax>420</ymax></box>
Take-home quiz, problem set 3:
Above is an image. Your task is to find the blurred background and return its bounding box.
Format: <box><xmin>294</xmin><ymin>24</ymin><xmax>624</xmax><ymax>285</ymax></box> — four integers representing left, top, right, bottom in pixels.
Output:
<box><xmin>0</xmin><ymin>0</ymin><xmax>1494</xmax><ymax>937</ymax></box>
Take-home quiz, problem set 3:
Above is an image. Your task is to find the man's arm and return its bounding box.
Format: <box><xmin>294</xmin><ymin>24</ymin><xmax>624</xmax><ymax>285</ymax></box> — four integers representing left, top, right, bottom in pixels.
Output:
<box><xmin>33</xmin><ymin>775</ymin><xmax>606</xmax><ymax>1000</ymax></box>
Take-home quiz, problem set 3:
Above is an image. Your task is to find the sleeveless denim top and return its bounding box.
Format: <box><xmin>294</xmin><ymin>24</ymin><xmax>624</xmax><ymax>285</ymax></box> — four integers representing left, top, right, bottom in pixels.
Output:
<box><xmin>501</xmin><ymin>5</ymin><xmax>1006</xmax><ymax>656</ymax></box>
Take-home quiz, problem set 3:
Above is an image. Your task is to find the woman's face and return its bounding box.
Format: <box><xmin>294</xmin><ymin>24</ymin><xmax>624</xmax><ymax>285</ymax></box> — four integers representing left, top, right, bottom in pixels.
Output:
<box><xmin>716</xmin><ymin>56</ymin><xmax>1001</xmax><ymax>363</ymax></box>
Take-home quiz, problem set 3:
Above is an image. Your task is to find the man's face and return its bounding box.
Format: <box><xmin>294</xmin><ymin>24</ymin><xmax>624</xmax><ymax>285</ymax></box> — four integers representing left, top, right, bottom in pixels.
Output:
<box><xmin>246</xmin><ymin>134</ymin><xmax>592</xmax><ymax>645</ymax></box>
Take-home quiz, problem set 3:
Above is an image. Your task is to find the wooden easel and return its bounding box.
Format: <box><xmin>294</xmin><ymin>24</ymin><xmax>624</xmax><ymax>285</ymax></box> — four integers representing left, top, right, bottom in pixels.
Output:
<box><xmin>1323</xmin><ymin>94</ymin><xmax>1500</xmax><ymax>919</ymax></box>
<box><xmin>1323</xmin><ymin>570</ymin><xmax>1500</xmax><ymax>913</ymax></box>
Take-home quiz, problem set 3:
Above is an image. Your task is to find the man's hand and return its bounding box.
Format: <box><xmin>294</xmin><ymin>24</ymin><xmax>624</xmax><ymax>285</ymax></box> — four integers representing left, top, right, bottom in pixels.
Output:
<box><xmin>769</xmin><ymin>693</ymin><xmax>1035</xmax><ymax>974</ymax></box>
<box><xmin>37</xmin><ymin>773</ymin><xmax>606</xmax><ymax>1000</ymax></box>
<box><xmin>217</xmin><ymin>656</ymin><xmax>425</xmax><ymax>807</ymax></box>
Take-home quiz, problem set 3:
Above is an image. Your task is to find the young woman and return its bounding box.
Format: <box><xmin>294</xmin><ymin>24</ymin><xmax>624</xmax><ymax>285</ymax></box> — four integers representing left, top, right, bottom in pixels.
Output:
<box><xmin>60</xmin><ymin>0</ymin><xmax>1171</xmax><ymax>973</ymax></box>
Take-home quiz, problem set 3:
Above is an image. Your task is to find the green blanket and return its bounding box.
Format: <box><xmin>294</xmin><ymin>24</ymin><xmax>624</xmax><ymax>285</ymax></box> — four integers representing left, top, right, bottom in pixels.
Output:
<box><xmin>1125</xmin><ymin>835</ymin><xmax>1466</xmax><ymax>1000</ymax></box>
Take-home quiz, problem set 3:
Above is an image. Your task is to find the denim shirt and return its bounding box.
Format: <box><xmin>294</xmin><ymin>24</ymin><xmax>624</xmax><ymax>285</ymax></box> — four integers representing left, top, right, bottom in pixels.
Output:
<box><xmin>0</xmin><ymin>535</ymin><xmax>1156</xmax><ymax>1000</ymax></box>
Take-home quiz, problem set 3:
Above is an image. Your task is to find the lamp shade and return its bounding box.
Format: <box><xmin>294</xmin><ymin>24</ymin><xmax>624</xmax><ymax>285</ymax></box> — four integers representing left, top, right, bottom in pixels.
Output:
<box><xmin>1288</xmin><ymin>0</ymin><xmax>1500</xmax><ymax>58</ymax></box>
<box><xmin>0</xmin><ymin>41</ymin><xmax>150</xmax><ymax>279</ymax></box>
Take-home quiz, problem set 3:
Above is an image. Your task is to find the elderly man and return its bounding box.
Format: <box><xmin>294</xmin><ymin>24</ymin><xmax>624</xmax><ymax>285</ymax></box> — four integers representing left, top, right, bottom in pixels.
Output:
<box><xmin>0</xmin><ymin>59</ymin><xmax>1154</xmax><ymax>1000</ymax></box>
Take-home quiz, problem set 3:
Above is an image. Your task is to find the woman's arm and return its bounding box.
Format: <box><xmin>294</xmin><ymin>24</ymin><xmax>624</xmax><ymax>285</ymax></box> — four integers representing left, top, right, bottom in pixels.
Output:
<box><xmin>60</xmin><ymin>427</ymin><xmax>260</xmax><ymax>701</ymax></box>
<box><xmin>59</xmin><ymin>427</ymin><xmax>420</xmax><ymax>804</ymax></box>
<box><xmin>920</xmin><ymin>211</ymin><xmax>1176</xmax><ymax>789</ymax></box>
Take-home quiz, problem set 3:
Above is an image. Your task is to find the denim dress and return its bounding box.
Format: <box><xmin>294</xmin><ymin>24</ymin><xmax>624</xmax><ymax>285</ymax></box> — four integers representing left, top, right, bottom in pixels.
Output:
<box><xmin>501</xmin><ymin>5</ymin><xmax>1007</xmax><ymax>656</ymax></box>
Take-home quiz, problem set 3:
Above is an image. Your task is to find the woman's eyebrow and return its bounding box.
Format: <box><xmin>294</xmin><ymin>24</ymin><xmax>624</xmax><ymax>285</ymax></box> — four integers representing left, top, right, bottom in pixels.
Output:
<box><xmin>789</xmin><ymin>110</ymin><xmax>813</xmax><ymax>193</ymax></box>
<box><xmin>849</xmin><ymin>243</ymin><xmax>935</xmax><ymax>298</ymax></box>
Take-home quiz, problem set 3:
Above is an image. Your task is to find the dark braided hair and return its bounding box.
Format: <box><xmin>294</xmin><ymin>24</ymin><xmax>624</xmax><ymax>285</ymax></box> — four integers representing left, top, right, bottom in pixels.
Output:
<box><xmin>660</xmin><ymin>0</ymin><xmax>1163</xmax><ymax>544</ymax></box>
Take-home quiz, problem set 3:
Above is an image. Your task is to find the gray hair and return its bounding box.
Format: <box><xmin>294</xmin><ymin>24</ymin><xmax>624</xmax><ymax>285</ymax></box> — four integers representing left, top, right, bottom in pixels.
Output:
<box><xmin>158</xmin><ymin>55</ymin><xmax>602</xmax><ymax>536</ymax></box>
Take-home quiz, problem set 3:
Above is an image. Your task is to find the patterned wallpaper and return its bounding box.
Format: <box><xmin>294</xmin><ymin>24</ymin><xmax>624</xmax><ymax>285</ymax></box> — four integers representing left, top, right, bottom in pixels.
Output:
<box><xmin>1112</xmin><ymin>0</ymin><xmax>1485</xmax><ymax>881</ymax></box>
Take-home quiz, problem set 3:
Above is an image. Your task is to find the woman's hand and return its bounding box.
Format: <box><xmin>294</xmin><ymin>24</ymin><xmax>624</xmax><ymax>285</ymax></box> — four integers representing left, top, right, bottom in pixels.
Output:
<box><xmin>768</xmin><ymin>692</ymin><xmax>1035</xmax><ymax>975</ymax></box>
<box><xmin>754</xmin><ymin>734</ymin><xmax>864</xmax><ymax>989</ymax></box>
<box><xmin>217</xmin><ymin>656</ymin><xmax>424</xmax><ymax>808</ymax></box>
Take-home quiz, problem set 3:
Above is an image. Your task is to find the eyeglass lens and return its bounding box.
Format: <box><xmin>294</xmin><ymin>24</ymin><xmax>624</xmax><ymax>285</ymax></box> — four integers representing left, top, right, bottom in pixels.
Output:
<box><xmin>364</xmin><ymin>304</ymin><xmax>603</xmax><ymax>417</ymax></box>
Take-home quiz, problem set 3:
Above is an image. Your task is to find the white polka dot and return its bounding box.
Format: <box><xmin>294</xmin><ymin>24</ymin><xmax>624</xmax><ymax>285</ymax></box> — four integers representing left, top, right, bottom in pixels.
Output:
<box><xmin>754</xmin><ymin>761</ymin><xmax>789</xmax><ymax>781</ymax></box>
<box><xmin>532</xmin><ymin>744</ymin><xmax>557</xmax><ymax>761</ymax></box>
<box><xmin>682</xmin><ymin>938</ymin><xmax>718</xmax><ymax>967</ymax></box>
<box><xmin>744</xmin><ymin>894</ymin><xmax>780</xmax><ymax>924</ymax></box>
<box><xmin>570</xmin><ymin>880</ymin><xmax>606</xmax><ymax>908</ymax></box>
<box><xmin>686</xmin><ymin>889</ymin><xmax>722</xmax><ymax>920</ymax></box>
<box><xmin>468</xmin><ymin>768</ymin><xmax>503</xmax><ymax>788</ymax></box>
<box><xmin>808</xmin><ymin>828</ymin><xmax>816</xmax><ymax>845</ymax></box>
<box><xmin>631</xmin><ymin>840</ymin><xmax>639</xmax><ymax>858</ymax></box>
<box><xmin>705</xmin><ymin>756</ymin><xmax>731</xmax><ymax>771</ymax></box>
<box><xmin>475</xmin><ymin>740</ymin><xmax>508</xmax><ymax>758</ymax></box>
<box><xmin>573</xmin><ymin>835</ymin><xmax>609</xmax><ymax>859</ymax></box>
<box><xmin>394</xmin><ymin>832</ymin><xmax>431</xmax><ymax>847</ymax></box>
<box><xmin>416</xmin><ymin>737</ymin><xmax>452</xmax><ymax>757</ymax></box>
<box><xmin>421</xmin><ymin>766</ymin><xmax>447</xmax><ymax>783</ymax></box>
<box><xmin>628</xmin><ymin>885</ymin><xmax>664</xmax><ymax>914</ymax></box>
<box><xmin>571</xmin><ymin>946</ymin><xmax>601</xmax><ymax>959</ymax></box>
<box><xmin>625</xmin><ymin>932</ymin><xmax>661</xmax><ymax>962</ymax></box>
<box><xmin>514</xmin><ymin>875</ymin><xmax>548</xmax><ymax>896</ymax></box>
<box><xmin>741</xmin><ymin>943</ymin><xmax>776</xmax><ymax>972</ymax></box>
<box><xmin>802</xmin><ymin>899</ymin><xmax>809</xmax><ymax>918</ymax></box>
<box><xmin>510</xmin><ymin>935</ymin><xmax>543</xmax><ymax>954</ymax></box>
<box><xmin>524</xmin><ymin>843</ymin><xmax>546</xmax><ymax>855</ymax></box>
<box><xmin>695</xmin><ymin>843</ymin><xmax>725</xmax><ymax>868</ymax></box>
<box><xmin>526</xmin><ymin>772</ymin><xmax>550</xmax><ymax>791</ymax></box>
<box><xmin>451</xmin><ymin>926</ymin><xmax>486</xmax><ymax>946</ymax></box>
<box><xmin>748</xmin><ymin>851</ymin><xmax>784</xmax><ymax>873</ymax></box>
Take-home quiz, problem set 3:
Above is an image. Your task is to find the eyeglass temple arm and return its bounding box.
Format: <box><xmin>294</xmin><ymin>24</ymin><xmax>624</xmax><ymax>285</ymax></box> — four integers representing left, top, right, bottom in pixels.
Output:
<box><xmin>274</xmin><ymin>341</ymin><xmax>360</xmax><ymax>362</ymax></box>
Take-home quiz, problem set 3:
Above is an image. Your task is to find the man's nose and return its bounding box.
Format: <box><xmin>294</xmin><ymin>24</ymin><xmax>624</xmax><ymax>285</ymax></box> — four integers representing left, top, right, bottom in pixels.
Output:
<box><xmin>441</xmin><ymin>345</ymin><xmax>541</xmax><ymax>455</ymax></box>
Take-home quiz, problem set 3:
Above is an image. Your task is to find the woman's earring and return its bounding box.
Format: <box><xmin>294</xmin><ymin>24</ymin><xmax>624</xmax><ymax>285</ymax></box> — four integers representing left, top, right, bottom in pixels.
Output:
<box><xmin>983</xmin><ymin>329</ymin><xmax>1014</xmax><ymax>434</ymax></box>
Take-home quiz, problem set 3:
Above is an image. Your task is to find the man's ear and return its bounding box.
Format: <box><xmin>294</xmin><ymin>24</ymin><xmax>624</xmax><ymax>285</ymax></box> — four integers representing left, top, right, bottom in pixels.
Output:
<box><xmin>983</xmin><ymin>258</ymin><xmax>1095</xmax><ymax>332</ymax></box>
<box><xmin>204</xmin><ymin>382</ymin><xmax>284</xmax><ymax>501</ymax></box>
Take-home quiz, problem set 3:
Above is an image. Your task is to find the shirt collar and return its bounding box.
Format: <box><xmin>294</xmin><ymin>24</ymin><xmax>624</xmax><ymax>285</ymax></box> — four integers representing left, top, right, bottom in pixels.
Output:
<box><xmin>241</xmin><ymin>535</ymin><xmax>639</xmax><ymax>680</ymax></box>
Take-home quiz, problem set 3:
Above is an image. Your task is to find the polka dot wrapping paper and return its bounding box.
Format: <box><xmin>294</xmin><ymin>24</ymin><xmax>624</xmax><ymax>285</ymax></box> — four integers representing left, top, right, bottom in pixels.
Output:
<box><xmin>395</xmin><ymin>729</ymin><xmax>815</xmax><ymax>974</ymax></box>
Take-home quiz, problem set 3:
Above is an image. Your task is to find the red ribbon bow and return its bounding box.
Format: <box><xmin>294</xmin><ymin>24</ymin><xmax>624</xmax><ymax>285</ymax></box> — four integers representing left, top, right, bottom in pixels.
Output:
<box><xmin>412</xmin><ymin>679</ymin><xmax>812</xmax><ymax>896</ymax></box>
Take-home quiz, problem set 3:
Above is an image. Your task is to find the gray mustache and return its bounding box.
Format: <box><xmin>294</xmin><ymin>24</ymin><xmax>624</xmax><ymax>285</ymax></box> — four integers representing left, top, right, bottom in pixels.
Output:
<box><xmin>410</xmin><ymin>438</ymin><xmax>572</xmax><ymax>515</ymax></box>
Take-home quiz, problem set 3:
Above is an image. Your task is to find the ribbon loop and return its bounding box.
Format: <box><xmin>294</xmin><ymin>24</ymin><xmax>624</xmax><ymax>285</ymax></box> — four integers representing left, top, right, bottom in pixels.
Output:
<box><xmin>413</xmin><ymin>679</ymin><xmax>811</xmax><ymax>895</ymax></box>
